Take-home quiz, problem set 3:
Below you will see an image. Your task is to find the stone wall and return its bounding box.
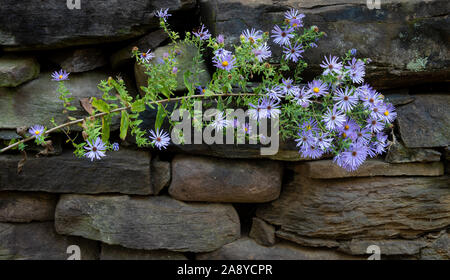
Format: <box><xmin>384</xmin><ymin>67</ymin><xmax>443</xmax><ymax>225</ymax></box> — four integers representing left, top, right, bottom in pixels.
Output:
<box><xmin>0</xmin><ymin>0</ymin><xmax>449</xmax><ymax>260</ymax></box>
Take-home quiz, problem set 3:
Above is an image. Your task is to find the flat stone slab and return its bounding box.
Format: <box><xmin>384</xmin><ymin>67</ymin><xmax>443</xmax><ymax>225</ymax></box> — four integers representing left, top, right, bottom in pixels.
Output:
<box><xmin>0</xmin><ymin>222</ymin><xmax>99</xmax><ymax>260</ymax></box>
<box><xmin>291</xmin><ymin>160</ymin><xmax>444</xmax><ymax>179</ymax></box>
<box><xmin>169</xmin><ymin>155</ymin><xmax>283</xmax><ymax>203</ymax></box>
<box><xmin>257</xmin><ymin>175</ymin><xmax>450</xmax><ymax>240</ymax></box>
<box><xmin>0</xmin><ymin>149</ymin><xmax>152</xmax><ymax>195</ymax></box>
<box><xmin>0</xmin><ymin>55</ymin><xmax>39</xmax><ymax>87</ymax></box>
<box><xmin>55</xmin><ymin>194</ymin><xmax>240</xmax><ymax>253</ymax></box>
<box><xmin>0</xmin><ymin>192</ymin><xmax>57</xmax><ymax>222</ymax></box>
<box><xmin>100</xmin><ymin>244</ymin><xmax>187</xmax><ymax>260</ymax></box>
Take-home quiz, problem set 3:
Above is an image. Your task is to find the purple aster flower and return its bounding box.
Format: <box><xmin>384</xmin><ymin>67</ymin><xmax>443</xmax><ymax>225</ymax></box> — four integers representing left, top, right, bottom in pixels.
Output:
<box><xmin>154</xmin><ymin>8</ymin><xmax>171</xmax><ymax>22</ymax></box>
<box><xmin>232</xmin><ymin>118</ymin><xmax>240</xmax><ymax>129</ymax></box>
<box><xmin>293</xmin><ymin>87</ymin><xmax>312</xmax><ymax>108</ymax></box>
<box><xmin>193</xmin><ymin>24</ymin><xmax>211</xmax><ymax>40</ymax></box>
<box><xmin>242</xmin><ymin>28</ymin><xmax>263</xmax><ymax>44</ymax></box>
<box><xmin>310</xmin><ymin>42</ymin><xmax>318</xmax><ymax>48</ymax></box>
<box><xmin>341</xmin><ymin>143</ymin><xmax>368</xmax><ymax>171</ymax></box>
<box><xmin>84</xmin><ymin>137</ymin><xmax>107</xmax><ymax>161</ymax></box>
<box><xmin>295</xmin><ymin>130</ymin><xmax>314</xmax><ymax>148</ymax></box>
<box><xmin>354</xmin><ymin>127</ymin><xmax>372</xmax><ymax>145</ymax></box>
<box><xmin>315</xmin><ymin>133</ymin><xmax>333</xmax><ymax>151</ymax></box>
<box><xmin>29</xmin><ymin>125</ymin><xmax>45</xmax><ymax>137</ymax></box>
<box><xmin>51</xmin><ymin>70</ymin><xmax>70</xmax><ymax>81</ymax></box>
<box><xmin>284</xmin><ymin>9</ymin><xmax>305</xmax><ymax>22</ymax></box>
<box><xmin>320</xmin><ymin>55</ymin><xmax>343</xmax><ymax>75</ymax></box>
<box><xmin>112</xmin><ymin>142</ymin><xmax>120</xmax><ymax>151</ymax></box>
<box><xmin>242</xmin><ymin>123</ymin><xmax>252</xmax><ymax>135</ymax></box>
<box><xmin>252</xmin><ymin>43</ymin><xmax>272</xmax><ymax>62</ymax></box>
<box><xmin>369</xmin><ymin>102</ymin><xmax>386</xmax><ymax>120</ymax></box>
<box><xmin>301</xmin><ymin>118</ymin><xmax>320</xmax><ymax>133</ymax></box>
<box><xmin>248</xmin><ymin>99</ymin><xmax>266</xmax><ymax>121</ymax></box>
<box><xmin>217</xmin><ymin>34</ymin><xmax>225</xmax><ymax>44</ymax></box>
<box><xmin>271</xmin><ymin>25</ymin><xmax>294</xmax><ymax>46</ymax></box>
<box><xmin>261</xmin><ymin>97</ymin><xmax>281</xmax><ymax>119</ymax></box>
<box><xmin>283</xmin><ymin>41</ymin><xmax>304</xmax><ymax>63</ymax></box>
<box><xmin>210</xmin><ymin>111</ymin><xmax>230</xmax><ymax>131</ymax></box>
<box><xmin>333</xmin><ymin>87</ymin><xmax>358</xmax><ymax>112</ymax></box>
<box><xmin>350</xmin><ymin>48</ymin><xmax>357</xmax><ymax>56</ymax></box>
<box><xmin>381</xmin><ymin>103</ymin><xmax>397</xmax><ymax>123</ymax></box>
<box><xmin>323</xmin><ymin>106</ymin><xmax>346</xmax><ymax>131</ymax></box>
<box><xmin>140</xmin><ymin>49</ymin><xmax>155</xmax><ymax>62</ymax></box>
<box><xmin>281</xmin><ymin>78</ymin><xmax>298</xmax><ymax>96</ymax></box>
<box><xmin>361</xmin><ymin>89</ymin><xmax>383</xmax><ymax>109</ymax></box>
<box><xmin>149</xmin><ymin>128</ymin><xmax>171</xmax><ymax>150</ymax></box>
<box><xmin>366</xmin><ymin>117</ymin><xmax>384</xmax><ymax>133</ymax></box>
<box><xmin>265</xmin><ymin>85</ymin><xmax>284</xmax><ymax>101</ymax></box>
<box><xmin>300</xmin><ymin>143</ymin><xmax>324</xmax><ymax>159</ymax></box>
<box><xmin>356</xmin><ymin>84</ymin><xmax>375</xmax><ymax>100</ymax></box>
<box><xmin>367</xmin><ymin>143</ymin><xmax>378</xmax><ymax>158</ymax></box>
<box><xmin>196</xmin><ymin>85</ymin><xmax>207</xmax><ymax>95</ymax></box>
<box><xmin>374</xmin><ymin>132</ymin><xmax>388</xmax><ymax>154</ymax></box>
<box><xmin>172</xmin><ymin>67</ymin><xmax>178</xmax><ymax>74</ymax></box>
<box><xmin>333</xmin><ymin>153</ymin><xmax>347</xmax><ymax>169</ymax></box>
<box><xmin>339</xmin><ymin>118</ymin><xmax>359</xmax><ymax>139</ymax></box>
<box><xmin>214</xmin><ymin>48</ymin><xmax>232</xmax><ymax>60</ymax></box>
<box><xmin>213</xmin><ymin>53</ymin><xmax>236</xmax><ymax>71</ymax></box>
<box><xmin>307</xmin><ymin>80</ymin><xmax>329</xmax><ymax>97</ymax></box>
<box><xmin>289</xmin><ymin>18</ymin><xmax>303</xmax><ymax>29</ymax></box>
<box><xmin>345</xmin><ymin>58</ymin><xmax>365</xmax><ymax>84</ymax></box>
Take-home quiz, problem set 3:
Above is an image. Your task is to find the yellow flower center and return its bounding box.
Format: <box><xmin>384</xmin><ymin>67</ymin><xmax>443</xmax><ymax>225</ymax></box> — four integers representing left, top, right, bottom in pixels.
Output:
<box><xmin>202</xmin><ymin>89</ymin><xmax>206</xmax><ymax>93</ymax></box>
<box><xmin>222</xmin><ymin>61</ymin><xmax>229</xmax><ymax>67</ymax></box>
<box><xmin>313</xmin><ymin>87</ymin><xmax>320</xmax><ymax>93</ymax></box>
<box><xmin>293</xmin><ymin>23</ymin><xmax>298</xmax><ymax>27</ymax></box>
<box><xmin>344</xmin><ymin>125</ymin><xmax>350</xmax><ymax>130</ymax></box>
<box><xmin>306</xmin><ymin>125</ymin><xmax>311</xmax><ymax>131</ymax></box>
<box><xmin>384</xmin><ymin>111</ymin><xmax>389</xmax><ymax>116</ymax></box>
<box><xmin>343</xmin><ymin>133</ymin><xmax>347</xmax><ymax>138</ymax></box>
<box><xmin>245</xmin><ymin>127</ymin><xmax>248</xmax><ymax>132</ymax></box>
<box><xmin>34</xmin><ymin>130</ymin><xmax>40</xmax><ymax>135</ymax></box>
<box><xmin>59</xmin><ymin>75</ymin><xmax>63</xmax><ymax>79</ymax></box>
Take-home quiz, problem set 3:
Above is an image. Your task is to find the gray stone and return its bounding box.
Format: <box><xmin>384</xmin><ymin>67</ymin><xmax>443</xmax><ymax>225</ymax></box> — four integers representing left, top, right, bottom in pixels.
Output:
<box><xmin>200</xmin><ymin>0</ymin><xmax>450</xmax><ymax>89</ymax></box>
<box><xmin>55</xmin><ymin>194</ymin><xmax>240</xmax><ymax>253</ymax></box>
<box><xmin>0</xmin><ymin>0</ymin><xmax>196</xmax><ymax>50</ymax></box>
<box><xmin>397</xmin><ymin>94</ymin><xmax>450</xmax><ymax>148</ymax></box>
<box><xmin>257</xmin><ymin>175</ymin><xmax>450</xmax><ymax>240</ymax></box>
<box><xmin>111</xmin><ymin>29</ymin><xmax>169</xmax><ymax>69</ymax></box>
<box><xmin>0</xmin><ymin>55</ymin><xmax>39</xmax><ymax>87</ymax></box>
<box><xmin>339</xmin><ymin>239</ymin><xmax>428</xmax><ymax>256</ymax></box>
<box><xmin>50</xmin><ymin>48</ymin><xmax>107</xmax><ymax>73</ymax></box>
<box><xmin>100</xmin><ymin>244</ymin><xmax>187</xmax><ymax>260</ymax></box>
<box><xmin>169</xmin><ymin>155</ymin><xmax>283</xmax><ymax>203</ymax></box>
<box><xmin>135</xmin><ymin>43</ymin><xmax>211</xmax><ymax>94</ymax></box>
<box><xmin>0</xmin><ymin>192</ymin><xmax>57</xmax><ymax>222</ymax></box>
<box><xmin>0</xmin><ymin>70</ymin><xmax>111</xmax><ymax>131</ymax></box>
<box><xmin>291</xmin><ymin>159</ymin><xmax>444</xmax><ymax>179</ymax></box>
<box><xmin>0</xmin><ymin>149</ymin><xmax>152</xmax><ymax>195</ymax></box>
<box><xmin>0</xmin><ymin>222</ymin><xmax>99</xmax><ymax>260</ymax></box>
<box><xmin>151</xmin><ymin>156</ymin><xmax>171</xmax><ymax>195</ymax></box>
<box><xmin>197</xmin><ymin>237</ymin><xmax>361</xmax><ymax>260</ymax></box>
<box><xmin>420</xmin><ymin>232</ymin><xmax>450</xmax><ymax>260</ymax></box>
<box><xmin>249</xmin><ymin>218</ymin><xmax>276</xmax><ymax>247</ymax></box>
<box><xmin>275</xmin><ymin>231</ymin><xmax>340</xmax><ymax>249</ymax></box>
<box><xmin>384</xmin><ymin>91</ymin><xmax>415</xmax><ymax>106</ymax></box>
<box><xmin>386</xmin><ymin>141</ymin><xmax>442</xmax><ymax>163</ymax></box>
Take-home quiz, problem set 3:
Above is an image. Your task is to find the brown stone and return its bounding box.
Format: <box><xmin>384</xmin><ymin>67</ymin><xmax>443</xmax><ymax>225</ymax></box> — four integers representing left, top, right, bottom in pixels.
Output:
<box><xmin>100</xmin><ymin>244</ymin><xmax>187</xmax><ymax>260</ymax></box>
<box><xmin>291</xmin><ymin>160</ymin><xmax>444</xmax><ymax>179</ymax></box>
<box><xmin>151</xmin><ymin>156</ymin><xmax>171</xmax><ymax>195</ymax></box>
<box><xmin>276</xmin><ymin>231</ymin><xmax>340</xmax><ymax>249</ymax></box>
<box><xmin>257</xmin><ymin>175</ymin><xmax>450</xmax><ymax>240</ymax></box>
<box><xmin>249</xmin><ymin>218</ymin><xmax>276</xmax><ymax>247</ymax></box>
<box><xmin>0</xmin><ymin>192</ymin><xmax>57</xmax><ymax>222</ymax></box>
<box><xmin>169</xmin><ymin>155</ymin><xmax>283</xmax><ymax>203</ymax></box>
<box><xmin>385</xmin><ymin>141</ymin><xmax>442</xmax><ymax>163</ymax></box>
<box><xmin>55</xmin><ymin>194</ymin><xmax>240</xmax><ymax>253</ymax></box>
<box><xmin>338</xmin><ymin>239</ymin><xmax>428</xmax><ymax>256</ymax></box>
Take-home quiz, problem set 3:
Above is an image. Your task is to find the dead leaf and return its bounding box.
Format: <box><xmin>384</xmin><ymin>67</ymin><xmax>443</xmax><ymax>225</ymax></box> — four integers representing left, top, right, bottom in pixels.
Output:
<box><xmin>36</xmin><ymin>140</ymin><xmax>55</xmax><ymax>157</ymax></box>
<box><xmin>17</xmin><ymin>150</ymin><xmax>27</xmax><ymax>174</ymax></box>
<box><xmin>79</xmin><ymin>98</ymin><xmax>94</xmax><ymax>115</ymax></box>
<box><xmin>16</xmin><ymin>126</ymin><xmax>27</xmax><ymax>138</ymax></box>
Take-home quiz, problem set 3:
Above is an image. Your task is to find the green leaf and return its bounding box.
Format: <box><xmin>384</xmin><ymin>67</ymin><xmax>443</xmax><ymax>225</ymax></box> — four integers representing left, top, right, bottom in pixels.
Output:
<box><xmin>66</xmin><ymin>106</ymin><xmax>77</xmax><ymax>111</ymax></box>
<box><xmin>92</xmin><ymin>98</ymin><xmax>110</xmax><ymax>113</ymax></box>
<box><xmin>155</xmin><ymin>104</ymin><xmax>166</xmax><ymax>130</ymax></box>
<box><xmin>101</xmin><ymin>116</ymin><xmax>111</xmax><ymax>143</ymax></box>
<box><xmin>131</xmin><ymin>99</ymin><xmax>146</xmax><ymax>112</ymax></box>
<box><xmin>120</xmin><ymin>111</ymin><xmax>129</xmax><ymax>140</ymax></box>
<box><xmin>183</xmin><ymin>70</ymin><xmax>193</xmax><ymax>95</ymax></box>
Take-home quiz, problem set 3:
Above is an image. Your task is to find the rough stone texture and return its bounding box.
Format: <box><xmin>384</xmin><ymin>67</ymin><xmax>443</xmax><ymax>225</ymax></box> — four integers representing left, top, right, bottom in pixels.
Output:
<box><xmin>111</xmin><ymin>29</ymin><xmax>169</xmax><ymax>69</ymax></box>
<box><xmin>55</xmin><ymin>194</ymin><xmax>240</xmax><ymax>253</ymax></box>
<box><xmin>169</xmin><ymin>155</ymin><xmax>283</xmax><ymax>203</ymax></box>
<box><xmin>0</xmin><ymin>0</ymin><xmax>196</xmax><ymax>50</ymax></box>
<box><xmin>197</xmin><ymin>237</ymin><xmax>361</xmax><ymax>260</ymax></box>
<box><xmin>151</xmin><ymin>156</ymin><xmax>171</xmax><ymax>195</ymax></box>
<box><xmin>275</xmin><ymin>231</ymin><xmax>340</xmax><ymax>249</ymax></box>
<box><xmin>100</xmin><ymin>244</ymin><xmax>187</xmax><ymax>260</ymax></box>
<box><xmin>0</xmin><ymin>55</ymin><xmax>39</xmax><ymax>87</ymax></box>
<box><xmin>249</xmin><ymin>217</ymin><xmax>276</xmax><ymax>247</ymax></box>
<box><xmin>338</xmin><ymin>239</ymin><xmax>428</xmax><ymax>256</ymax></box>
<box><xmin>0</xmin><ymin>192</ymin><xmax>57</xmax><ymax>222</ymax></box>
<box><xmin>386</xmin><ymin>141</ymin><xmax>442</xmax><ymax>163</ymax></box>
<box><xmin>135</xmin><ymin>44</ymin><xmax>211</xmax><ymax>94</ymax></box>
<box><xmin>200</xmin><ymin>0</ymin><xmax>450</xmax><ymax>89</ymax></box>
<box><xmin>257</xmin><ymin>175</ymin><xmax>450</xmax><ymax>240</ymax></box>
<box><xmin>50</xmin><ymin>48</ymin><xmax>107</xmax><ymax>73</ymax></box>
<box><xmin>291</xmin><ymin>160</ymin><xmax>444</xmax><ymax>179</ymax></box>
<box><xmin>384</xmin><ymin>90</ymin><xmax>415</xmax><ymax>106</ymax></box>
<box><xmin>0</xmin><ymin>150</ymin><xmax>152</xmax><ymax>195</ymax></box>
<box><xmin>0</xmin><ymin>222</ymin><xmax>99</xmax><ymax>260</ymax></box>
<box><xmin>420</xmin><ymin>232</ymin><xmax>450</xmax><ymax>260</ymax></box>
<box><xmin>0</xmin><ymin>70</ymin><xmax>110</xmax><ymax>130</ymax></box>
<box><xmin>397</xmin><ymin>94</ymin><xmax>450</xmax><ymax>148</ymax></box>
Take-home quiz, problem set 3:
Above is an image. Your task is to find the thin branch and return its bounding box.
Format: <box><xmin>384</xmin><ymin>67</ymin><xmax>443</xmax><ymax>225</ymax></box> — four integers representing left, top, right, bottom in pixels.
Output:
<box><xmin>0</xmin><ymin>93</ymin><xmax>257</xmax><ymax>154</ymax></box>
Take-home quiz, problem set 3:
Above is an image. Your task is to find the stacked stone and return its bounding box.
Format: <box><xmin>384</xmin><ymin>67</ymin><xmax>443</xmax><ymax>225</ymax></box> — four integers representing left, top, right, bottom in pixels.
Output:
<box><xmin>0</xmin><ymin>0</ymin><xmax>449</xmax><ymax>260</ymax></box>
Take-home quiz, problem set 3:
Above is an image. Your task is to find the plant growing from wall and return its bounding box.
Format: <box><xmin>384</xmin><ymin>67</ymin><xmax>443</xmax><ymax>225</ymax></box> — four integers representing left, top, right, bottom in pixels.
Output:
<box><xmin>1</xmin><ymin>8</ymin><xmax>397</xmax><ymax>172</ymax></box>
